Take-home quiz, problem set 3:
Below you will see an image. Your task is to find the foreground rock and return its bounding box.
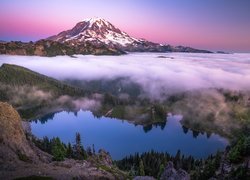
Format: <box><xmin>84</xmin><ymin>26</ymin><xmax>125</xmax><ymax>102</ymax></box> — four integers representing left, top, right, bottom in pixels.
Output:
<box><xmin>160</xmin><ymin>162</ymin><xmax>190</xmax><ymax>180</ymax></box>
<box><xmin>133</xmin><ymin>176</ymin><xmax>156</xmax><ymax>180</ymax></box>
<box><xmin>0</xmin><ymin>102</ymin><xmax>43</xmax><ymax>164</ymax></box>
<box><xmin>0</xmin><ymin>102</ymin><xmax>127</xmax><ymax>179</ymax></box>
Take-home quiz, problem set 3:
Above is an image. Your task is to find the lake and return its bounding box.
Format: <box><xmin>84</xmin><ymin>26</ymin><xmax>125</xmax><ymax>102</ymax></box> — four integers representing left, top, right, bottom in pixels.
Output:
<box><xmin>1</xmin><ymin>53</ymin><xmax>241</xmax><ymax>160</ymax></box>
<box><xmin>31</xmin><ymin>110</ymin><xmax>228</xmax><ymax>160</ymax></box>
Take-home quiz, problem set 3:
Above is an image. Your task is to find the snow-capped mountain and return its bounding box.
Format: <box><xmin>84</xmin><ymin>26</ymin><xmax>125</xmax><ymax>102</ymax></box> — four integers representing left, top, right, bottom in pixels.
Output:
<box><xmin>47</xmin><ymin>17</ymin><xmax>165</xmax><ymax>52</ymax></box>
<box><xmin>48</xmin><ymin>17</ymin><xmax>142</xmax><ymax>47</ymax></box>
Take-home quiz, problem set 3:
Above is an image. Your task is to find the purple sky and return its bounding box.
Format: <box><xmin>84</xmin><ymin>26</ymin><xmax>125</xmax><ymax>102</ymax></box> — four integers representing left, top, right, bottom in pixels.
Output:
<box><xmin>0</xmin><ymin>0</ymin><xmax>250</xmax><ymax>52</ymax></box>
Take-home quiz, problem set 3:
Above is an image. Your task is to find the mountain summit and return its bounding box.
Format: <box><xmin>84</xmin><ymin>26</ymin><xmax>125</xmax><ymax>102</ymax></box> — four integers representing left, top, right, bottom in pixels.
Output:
<box><xmin>47</xmin><ymin>17</ymin><xmax>212</xmax><ymax>53</ymax></box>
<box><xmin>48</xmin><ymin>17</ymin><xmax>140</xmax><ymax>47</ymax></box>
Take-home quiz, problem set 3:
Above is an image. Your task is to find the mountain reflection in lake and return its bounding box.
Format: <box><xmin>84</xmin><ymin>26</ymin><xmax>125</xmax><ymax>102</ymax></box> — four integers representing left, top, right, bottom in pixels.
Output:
<box><xmin>31</xmin><ymin>110</ymin><xmax>228</xmax><ymax>160</ymax></box>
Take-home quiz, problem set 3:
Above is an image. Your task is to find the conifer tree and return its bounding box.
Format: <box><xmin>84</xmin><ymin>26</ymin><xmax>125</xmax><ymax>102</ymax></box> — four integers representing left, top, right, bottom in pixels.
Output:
<box><xmin>73</xmin><ymin>132</ymin><xmax>87</xmax><ymax>160</ymax></box>
<box><xmin>66</xmin><ymin>142</ymin><xmax>73</xmax><ymax>158</ymax></box>
<box><xmin>139</xmin><ymin>159</ymin><xmax>145</xmax><ymax>176</ymax></box>
<box><xmin>51</xmin><ymin>137</ymin><xmax>66</xmax><ymax>161</ymax></box>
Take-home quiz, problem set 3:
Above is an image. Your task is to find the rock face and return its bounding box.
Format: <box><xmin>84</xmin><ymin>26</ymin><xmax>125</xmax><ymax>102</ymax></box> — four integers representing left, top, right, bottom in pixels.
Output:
<box><xmin>160</xmin><ymin>162</ymin><xmax>190</xmax><ymax>180</ymax></box>
<box><xmin>98</xmin><ymin>149</ymin><xmax>113</xmax><ymax>167</ymax></box>
<box><xmin>0</xmin><ymin>102</ymin><xmax>39</xmax><ymax>164</ymax></box>
<box><xmin>133</xmin><ymin>176</ymin><xmax>156</xmax><ymax>180</ymax></box>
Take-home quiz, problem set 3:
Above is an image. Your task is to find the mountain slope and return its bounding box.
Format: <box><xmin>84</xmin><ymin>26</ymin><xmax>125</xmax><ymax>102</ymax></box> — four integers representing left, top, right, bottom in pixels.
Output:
<box><xmin>0</xmin><ymin>63</ymin><xmax>89</xmax><ymax>120</ymax></box>
<box><xmin>48</xmin><ymin>17</ymin><xmax>212</xmax><ymax>53</ymax></box>
<box><xmin>0</xmin><ymin>63</ymin><xmax>85</xmax><ymax>97</ymax></box>
<box><xmin>48</xmin><ymin>17</ymin><xmax>138</xmax><ymax>46</ymax></box>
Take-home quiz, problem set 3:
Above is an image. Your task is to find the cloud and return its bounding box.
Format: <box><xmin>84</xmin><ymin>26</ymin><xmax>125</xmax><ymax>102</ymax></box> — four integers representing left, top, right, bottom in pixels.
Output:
<box><xmin>1</xmin><ymin>53</ymin><xmax>250</xmax><ymax>99</ymax></box>
<box><xmin>0</xmin><ymin>85</ymin><xmax>53</xmax><ymax>105</ymax></box>
<box><xmin>57</xmin><ymin>95</ymin><xmax>101</xmax><ymax>110</ymax></box>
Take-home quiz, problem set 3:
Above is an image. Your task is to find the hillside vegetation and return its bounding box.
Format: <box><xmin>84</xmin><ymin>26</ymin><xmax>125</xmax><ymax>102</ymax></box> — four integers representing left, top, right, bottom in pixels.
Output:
<box><xmin>0</xmin><ymin>63</ymin><xmax>87</xmax><ymax>120</ymax></box>
<box><xmin>0</xmin><ymin>63</ymin><xmax>85</xmax><ymax>96</ymax></box>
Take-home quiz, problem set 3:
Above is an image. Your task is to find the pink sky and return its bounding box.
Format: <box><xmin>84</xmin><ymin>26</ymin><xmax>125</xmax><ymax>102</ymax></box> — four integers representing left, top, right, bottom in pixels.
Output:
<box><xmin>1</xmin><ymin>0</ymin><xmax>250</xmax><ymax>52</ymax></box>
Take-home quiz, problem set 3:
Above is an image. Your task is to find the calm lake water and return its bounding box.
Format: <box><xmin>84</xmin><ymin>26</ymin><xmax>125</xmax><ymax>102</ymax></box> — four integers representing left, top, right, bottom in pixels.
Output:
<box><xmin>31</xmin><ymin>110</ymin><xmax>228</xmax><ymax>160</ymax></box>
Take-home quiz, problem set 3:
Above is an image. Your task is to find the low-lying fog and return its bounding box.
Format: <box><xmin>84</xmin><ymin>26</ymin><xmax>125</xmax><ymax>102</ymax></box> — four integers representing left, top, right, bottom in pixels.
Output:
<box><xmin>1</xmin><ymin>53</ymin><xmax>250</xmax><ymax>98</ymax></box>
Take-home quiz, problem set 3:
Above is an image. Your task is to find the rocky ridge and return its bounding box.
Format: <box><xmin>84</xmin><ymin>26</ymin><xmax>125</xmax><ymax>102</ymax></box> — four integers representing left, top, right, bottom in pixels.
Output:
<box><xmin>0</xmin><ymin>39</ymin><xmax>124</xmax><ymax>56</ymax></box>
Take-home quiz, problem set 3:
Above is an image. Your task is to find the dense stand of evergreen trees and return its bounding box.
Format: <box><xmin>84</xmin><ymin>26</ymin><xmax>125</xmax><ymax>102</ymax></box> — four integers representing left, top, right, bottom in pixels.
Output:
<box><xmin>228</xmin><ymin>135</ymin><xmax>250</xmax><ymax>163</ymax></box>
<box><xmin>33</xmin><ymin>132</ymin><xmax>92</xmax><ymax>161</ymax></box>
<box><xmin>116</xmin><ymin>150</ymin><xmax>217</xmax><ymax>179</ymax></box>
<box><xmin>116</xmin><ymin>134</ymin><xmax>250</xmax><ymax>179</ymax></box>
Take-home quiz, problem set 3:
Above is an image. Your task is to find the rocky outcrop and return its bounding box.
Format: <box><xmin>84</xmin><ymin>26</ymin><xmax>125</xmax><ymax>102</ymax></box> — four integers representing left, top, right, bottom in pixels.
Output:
<box><xmin>0</xmin><ymin>102</ymin><xmax>40</xmax><ymax>164</ymax></box>
<box><xmin>134</xmin><ymin>176</ymin><xmax>156</xmax><ymax>180</ymax></box>
<box><xmin>160</xmin><ymin>162</ymin><xmax>190</xmax><ymax>180</ymax></box>
<box><xmin>98</xmin><ymin>149</ymin><xmax>113</xmax><ymax>167</ymax></box>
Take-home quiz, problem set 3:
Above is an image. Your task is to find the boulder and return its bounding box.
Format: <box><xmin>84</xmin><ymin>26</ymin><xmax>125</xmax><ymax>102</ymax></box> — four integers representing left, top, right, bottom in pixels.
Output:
<box><xmin>160</xmin><ymin>162</ymin><xmax>190</xmax><ymax>180</ymax></box>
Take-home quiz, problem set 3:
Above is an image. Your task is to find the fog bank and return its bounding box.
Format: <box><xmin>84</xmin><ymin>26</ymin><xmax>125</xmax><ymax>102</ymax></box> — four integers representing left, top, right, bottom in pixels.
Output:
<box><xmin>1</xmin><ymin>53</ymin><xmax>250</xmax><ymax>98</ymax></box>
